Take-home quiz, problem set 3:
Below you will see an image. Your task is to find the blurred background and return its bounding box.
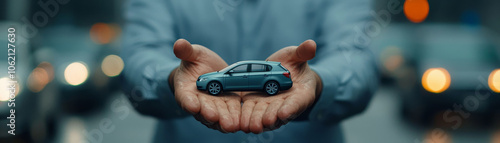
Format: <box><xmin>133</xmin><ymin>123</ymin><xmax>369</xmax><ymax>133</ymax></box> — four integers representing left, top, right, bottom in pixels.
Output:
<box><xmin>0</xmin><ymin>0</ymin><xmax>499</xmax><ymax>143</ymax></box>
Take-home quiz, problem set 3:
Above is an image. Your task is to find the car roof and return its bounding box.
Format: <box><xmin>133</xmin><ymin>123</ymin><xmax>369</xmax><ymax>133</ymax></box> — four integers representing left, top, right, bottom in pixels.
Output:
<box><xmin>235</xmin><ymin>60</ymin><xmax>281</xmax><ymax>65</ymax></box>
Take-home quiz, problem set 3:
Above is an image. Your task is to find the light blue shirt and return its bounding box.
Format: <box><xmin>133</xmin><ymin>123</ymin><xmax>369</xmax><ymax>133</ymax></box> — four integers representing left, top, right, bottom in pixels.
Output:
<box><xmin>121</xmin><ymin>0</ymin><xmax>378</xmax><ymax>142</ymax></box>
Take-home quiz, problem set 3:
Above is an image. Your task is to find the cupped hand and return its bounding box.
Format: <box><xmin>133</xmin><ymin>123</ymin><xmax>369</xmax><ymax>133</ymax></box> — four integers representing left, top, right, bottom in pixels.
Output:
<box><xmin>170</xmin><ymin>39</ymin><xmax>242</xmax><ymax>133</ymax></box>
<box><xmin>240</xmin><ymin>40</ymin><xmax>323</xmax><ymax>133</ymax></box>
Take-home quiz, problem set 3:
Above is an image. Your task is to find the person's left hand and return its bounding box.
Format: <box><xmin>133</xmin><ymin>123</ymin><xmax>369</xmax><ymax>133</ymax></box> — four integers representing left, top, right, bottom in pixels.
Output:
<box><xmin>240</xmin><ymin>40</ymin><xmax>323</xmax><ymax>133</ymax></box>
<box><xmin>170</xmin><ymin>39</ymin><xmax>242</xmax><ymax>133</ymax></box>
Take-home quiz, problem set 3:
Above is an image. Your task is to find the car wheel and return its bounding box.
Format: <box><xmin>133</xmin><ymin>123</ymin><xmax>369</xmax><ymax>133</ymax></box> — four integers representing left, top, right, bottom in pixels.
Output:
<box><xmin>208</xmin><ymin>81</ymin><xmax>222</xmax><ymax>95</ymax></box>
<box><xmin>265</xmin><ymin>81</ymin><xmax>279</xmax><ymax>95</ymax></box>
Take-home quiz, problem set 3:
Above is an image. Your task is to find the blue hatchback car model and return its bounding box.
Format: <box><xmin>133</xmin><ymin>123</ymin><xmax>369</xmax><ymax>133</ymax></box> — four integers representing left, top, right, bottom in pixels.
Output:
<box><xmin>196</xmin><ymin>61</ymin><xmax>293</xmax><ymax>95</ymax></box>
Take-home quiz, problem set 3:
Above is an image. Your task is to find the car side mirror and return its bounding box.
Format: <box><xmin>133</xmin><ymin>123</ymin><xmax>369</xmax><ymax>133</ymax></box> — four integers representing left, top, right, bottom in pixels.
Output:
<box><xmin>226</xmin><ymin>70</ymin><xmax>234</xmax><ymax>74</ymax></box>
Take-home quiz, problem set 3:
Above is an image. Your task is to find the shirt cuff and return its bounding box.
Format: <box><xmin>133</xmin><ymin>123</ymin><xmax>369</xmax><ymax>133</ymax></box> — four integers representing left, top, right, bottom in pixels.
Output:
<box><xmin>123</xmin><ymin>53</ymin><xmax>188</xmax><ymax>119</ymax></box>
<box><xmin>308</xmin><ymin>65</ymin><xmax>340</xmax><ymax>123</ymax></box>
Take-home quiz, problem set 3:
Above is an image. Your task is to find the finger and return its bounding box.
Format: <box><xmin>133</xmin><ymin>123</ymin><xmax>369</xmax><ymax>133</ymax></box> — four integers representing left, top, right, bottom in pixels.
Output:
<box><xmin>173</xmin><ymin>39</ymin><xmax>204</xmax><ymax>62</ymax></box>
<box><xmin>199</xmin><ymin>96</ymin><xmax>219</xmax><ymax>124</ymax></box>
<box><xmin>194</xmin><ymin>113</ymin><xmax>216</xmax><ymax>129</ymax></box>
<box><xmin>175</xmin><ymin>91</ymin><xmax>201</xmax><ymax>115</ymax></box>
<box><xmin>267</xmin><ymin>40</ymin><xmax>316</xmax><ymax>64</ymax></box>
<box><xmin>173</xmin><ymin>39</ymin><xmax>228</xmax><ymax>71</ymax></box>
<box><xmin>213</xmin><ymin>122</ymin><xmax>227</xmax><ymax>133</ymax></box>
<box><xmin>240</xmin><ymin>101</ymin><xmax>256</xmax><ymax>133</ymax></box>
<box><xmin>226</xmin><ymin>99</ymin><xmax>241</xmax><ymax>132</ymax></box>
<box><xmin>262</xmin><ymin>100</ymin><xmax>284</xmax><ymax>130</ymax></box>
<box><xmin>249</xmin><ymin>102</ymin><xmax>268</xmax><ymax>134</ymax></box>
<box><xmin>277</xmin><ymin>96</ymin><xmax>309</xmax><ymax>122</ymax></box>
<box><xmin>295</xmin><ymin>40</ymin><xmax>317</xmax><ymax>62</ymax></box>
<box><xmin>215</xmin><ymin>99</ymin><xmax>233</xmax><ymax>133</ymax></box>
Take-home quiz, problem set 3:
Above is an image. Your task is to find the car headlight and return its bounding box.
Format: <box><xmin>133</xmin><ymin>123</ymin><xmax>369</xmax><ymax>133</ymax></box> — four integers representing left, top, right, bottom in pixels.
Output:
<box><xmin>488</xmin><ymin>69</ymin><xmax>500</xmax><ymax>93</ymax></box>
<box><xmin>198</xmin><ymin>77</ymin><xmax>208</xmax><ymax>82</ymax></box>
<box><xmin>422</xmin><ymin>68</ymin><xmax>451</xmax><ymax>93</ymax></box>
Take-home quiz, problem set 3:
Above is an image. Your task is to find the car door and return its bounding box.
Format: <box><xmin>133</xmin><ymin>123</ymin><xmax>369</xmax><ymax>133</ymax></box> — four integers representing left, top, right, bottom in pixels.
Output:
<box><xmin>224</xmin><ymin>64</ymin><xmax>249</xmax><ymax>90</ymax></box>
<box><xmin>248</xmin><ymin>64</ymin><xmax>268</xmax><ymax>89</ymax></box>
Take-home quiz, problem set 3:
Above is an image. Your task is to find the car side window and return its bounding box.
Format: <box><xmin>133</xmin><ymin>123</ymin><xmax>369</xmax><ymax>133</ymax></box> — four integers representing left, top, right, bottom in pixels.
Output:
<box><xmin>251</xmin><ymin>64</ymin><xmax>266</xmax><ymax>72</ymax></box>
<box><xmin>232</xmin><ymin>64</ymin><xmax>248</xmax><ymax>73</ymax></box>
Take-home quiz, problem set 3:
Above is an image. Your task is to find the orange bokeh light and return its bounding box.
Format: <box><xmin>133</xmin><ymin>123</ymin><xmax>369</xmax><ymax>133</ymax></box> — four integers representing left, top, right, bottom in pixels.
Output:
<box><xmin>38</xmin><ymin>62</ymin><xmax>54</xmax><ymax>82</ymax></box>
<box><xmin>404</xmin><ymin>0</ymin><xmax>429</xmax><ymax>23</ymax></box>
<box><xmin>90</xmin><ymin>23</ymin><xmax>117</xmax><ymax>44</ymax></box>
<box><xmin>489</xmin><ymin>69</ymin><xmax>500</xmax><ymax>93</ymax></box>
<box><xmin>424</xmin><ymin>129</ymin><xmax>451</xmax><ymax>143</ymax></box>
<box><xmin>422</xmin><ymin>68</ymin><xmax>451</xmax><ymax>93</ymax></box>
<box><xmin>492</xmin><ymin>130</ymin><xmax>500</xmax><ymax>143</ymax></box>
<box><xmin>384</xmin><ymin>55</ymin><xmax>404</xmax><ymax>72</ymax></box>
<box><xmin>28</xmin><ymin>67</ymin><xmax>50</xmax><ymax>93</ymax></box>
<box><xmin>28</xmin><ymin>62</ymin><xmax>55</xmax><ymax>93</ymax></box>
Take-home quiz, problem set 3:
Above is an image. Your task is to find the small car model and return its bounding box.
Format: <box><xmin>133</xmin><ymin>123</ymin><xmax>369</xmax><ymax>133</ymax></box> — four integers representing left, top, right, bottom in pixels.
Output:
<box><xmin>196</xmin><ymin>61</ymin><xmax>293</xmax><ymax>95</ymax></box>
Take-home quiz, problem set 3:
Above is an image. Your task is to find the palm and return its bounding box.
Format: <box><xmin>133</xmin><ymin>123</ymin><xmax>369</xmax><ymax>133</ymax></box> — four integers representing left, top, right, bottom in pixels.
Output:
<box><xmin>171</xmin><ymin>39</ymin><xmax>321</xmax><ymax>134</ymax></box>
<box><xmin>240</xmin><ymin>40</ymin><xmax>321</xmax><ymax>133</ymax></box>
<box><xmin>240</xmin><ymin>73</ymin><xmax>316</xmax><ymax>132</ymax></box>
<box><xmin>172</xmin><ymin>40</ymin><xmax>242</xmax><ymax>133</ymax></box>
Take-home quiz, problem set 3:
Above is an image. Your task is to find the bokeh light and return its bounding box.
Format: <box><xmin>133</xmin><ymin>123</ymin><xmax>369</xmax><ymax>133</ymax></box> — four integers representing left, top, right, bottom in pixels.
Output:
<box><xmin>384</xmin><ymin>55</ymin><xmax>403</xmax><ymax>72</ymax></box>
<box><xmin>28</xmin><ymin>67</ymin><xmax>50</xmax><ymax>92</ymax></box>
<box><xmin>488</xmin><ymin>69</ymin><xmax>500</xmax><ymax>93</ymax></box>
<box><xmin>404</xmin><ymin>0</ymin><xmax>429</xmax><ymax>23</ymax></box>
<box><xmin>381</xmin><ymin>46</ymin><xmax>404</xmax><ymax>72</ymax></box>
<box><xmin>90</xmin><ymin>23</ymin><xmax>118</xmax><ymax>44</ymax></box>
<box><xmin>64</xmin><ymin>62</ymin><xmax>89</xmax><ymax>86</ymax></box>
<box><xmin>422</xmin><ymin>68</ymin><xmax>451</xmax><ymax>93</ymax></box>
<box><xmin>63</xmin><ymin>117</ymin><xmax>85</xmax><ymax>143</ymax></box>
<box><xmin>423</xmin><ymin>129</ymin><xmax>451</xmax><ymax>143</ymax></box>
<box><xmin>492</xmin><ymin>130</ymin><xmax>500</xmax><ymax>143</ymax></box>
<box><xmin>28</xmin><ymin>62</ymin><xmax>55</xmax><ymax>92</ymax></box>
<box><xmin>38</xmin><ymin>62</ymin><xmax>55</xmax><ymax>82</ymax></box>
<box><xmin>0</xmin><ymin>77</ymin><xmax>20</xmax><ymax>101</ymax></box>
<box><xmin>101</xmin><ymin>55</ymin><xmax>125</xmax><ymax>77</ymax></box>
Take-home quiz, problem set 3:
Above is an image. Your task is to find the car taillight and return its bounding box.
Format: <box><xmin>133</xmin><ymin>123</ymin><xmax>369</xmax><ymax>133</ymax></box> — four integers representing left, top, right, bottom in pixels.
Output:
<box><xmin>283</xmin><ymin>72</ymin><xmax>290</xmax><ymax>78</ymax></box>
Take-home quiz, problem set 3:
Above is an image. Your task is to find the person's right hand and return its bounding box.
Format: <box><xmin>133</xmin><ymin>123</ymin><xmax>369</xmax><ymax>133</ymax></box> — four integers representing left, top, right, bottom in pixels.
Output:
<box><xmin>169</xmin><ymin>39</ymin><xmax>242</xmax><ymax>133</ymax></box>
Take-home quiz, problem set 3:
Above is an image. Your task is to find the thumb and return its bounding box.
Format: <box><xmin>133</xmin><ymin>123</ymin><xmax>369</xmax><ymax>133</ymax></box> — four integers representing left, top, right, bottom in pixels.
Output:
<box><xmin>267</xmin><ymin>40</ymin><xmax>316</xmax><ymax>64</ymax></box>
<box><xmin>173</xmin><ymin>39</ymin><xmax>203</xmax><ymax>62</ymax></box>
<box><xmin>294</xmin><ymin>40</ymin><xmax>316</xmax><ymax>62</ymax></box>
<box><xmin>173</xmin><ymin>39</ymin><xmax>229</xmax><ymax>71</ymax></box>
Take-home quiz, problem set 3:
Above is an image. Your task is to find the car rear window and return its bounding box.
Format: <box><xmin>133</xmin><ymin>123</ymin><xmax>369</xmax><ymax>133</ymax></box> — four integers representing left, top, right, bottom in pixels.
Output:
<box><xmin>278</xmin><ymin>64</ymin><xmax>288</xmax><ymax>71</ymax></box>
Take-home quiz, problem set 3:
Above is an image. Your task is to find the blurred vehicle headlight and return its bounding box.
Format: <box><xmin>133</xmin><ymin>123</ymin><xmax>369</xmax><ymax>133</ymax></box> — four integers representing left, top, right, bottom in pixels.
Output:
<box><xmin>0</xmin><ymin>77</ymin><xmax>14</xmax><ymax>101</ymax></box>
<box><xmin>489</xmin><ymin>69</ymin><xmax>500</xmax><ymax>93</ymax></box>
<box><xmin>422</xmin><ymin>68</ymin><xmax>451</xmax><ymax>93</ymax></box>
<box><xmin>64</xmin><ymin>62</ymin><xmax>89</xmax><ymax>86</ymax></box>
<box><xmin>101</xmin><ymin>55</ymin><xmax>124</xmax><ymax>77</ymax></box>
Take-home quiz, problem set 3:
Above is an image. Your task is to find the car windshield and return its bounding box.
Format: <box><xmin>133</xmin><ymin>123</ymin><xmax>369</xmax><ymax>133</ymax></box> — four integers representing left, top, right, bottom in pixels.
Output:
<box><xmin>422</xmin><ymin>42</ymin><xmax>498</xmax><ymax>63</ymax></box>
<box><xmin>219</xmin><ymin>62</ymin><xmax>240</xmax><ymax>72</ymax></box>
<box><xmin>420</xmin><ymin>26</ymin><xmax>499</xmax><ymax>63</ymax></box>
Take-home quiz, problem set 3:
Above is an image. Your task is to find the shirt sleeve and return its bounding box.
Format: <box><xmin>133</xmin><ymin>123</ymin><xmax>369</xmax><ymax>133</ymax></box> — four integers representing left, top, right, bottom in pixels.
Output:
<box><xmin>307</xmin><ymin>0</ymin><xmax>379</xmax><ymax>123</ymax></box>
<box><xmin>121</xmin><ymin>0</ymin><xmax>189</xmax><ymax>119</ymax></box>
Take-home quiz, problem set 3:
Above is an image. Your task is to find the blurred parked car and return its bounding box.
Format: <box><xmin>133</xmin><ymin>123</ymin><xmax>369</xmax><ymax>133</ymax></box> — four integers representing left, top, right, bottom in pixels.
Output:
<box><xmin>398</xmin><ymin>24</ymin><xmax>500</xmax><ymax>127</ymax></box>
